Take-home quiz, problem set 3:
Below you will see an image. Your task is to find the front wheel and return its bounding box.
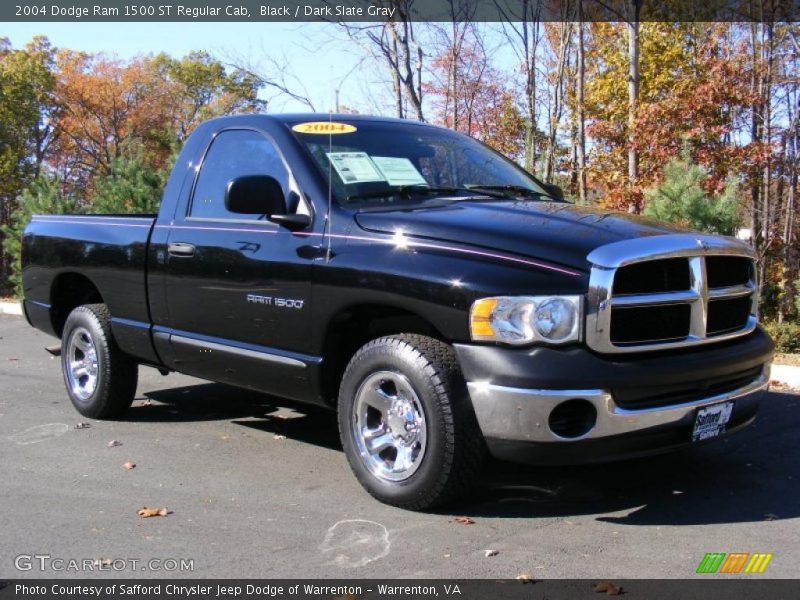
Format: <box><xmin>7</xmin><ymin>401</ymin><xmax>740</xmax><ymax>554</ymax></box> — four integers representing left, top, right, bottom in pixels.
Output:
<box><xmin>61</xmin><ymin>304</ymin><xmax>138</xmax><ymax>419</ymax></box>
<box><xmin>337</xmin><ymin>335</ymin><xmax>485</xmax><ymax>510</ymax></box>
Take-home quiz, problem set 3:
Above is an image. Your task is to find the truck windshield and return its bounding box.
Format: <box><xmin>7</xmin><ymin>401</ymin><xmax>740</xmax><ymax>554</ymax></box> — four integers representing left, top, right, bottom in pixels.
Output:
<box><xmin>287</xmin><ymin>119</ymin><xmax>552</xmax><ymax>207</ymax></box>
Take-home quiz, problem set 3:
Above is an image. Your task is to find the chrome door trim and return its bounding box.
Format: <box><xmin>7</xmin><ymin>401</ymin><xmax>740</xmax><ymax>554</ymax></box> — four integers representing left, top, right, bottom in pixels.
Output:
<box><xmin>170</xmin><ymin>334</ymin><xmax>308</xmax><ymax>368</ymax></box>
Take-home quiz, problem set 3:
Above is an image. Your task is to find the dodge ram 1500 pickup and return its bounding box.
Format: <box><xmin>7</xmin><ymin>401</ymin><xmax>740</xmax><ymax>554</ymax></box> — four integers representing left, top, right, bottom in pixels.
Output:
<box><xmin>22</xmin><ymin>114</ymin><xmax>774</xmax><ymax>509</ymax></box>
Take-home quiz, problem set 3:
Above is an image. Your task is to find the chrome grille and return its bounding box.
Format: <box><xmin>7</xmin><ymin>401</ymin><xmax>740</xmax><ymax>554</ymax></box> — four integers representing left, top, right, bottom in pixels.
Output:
<box><xmin>586</xmin><ymin>235</ymin><xmax>758</xmax><ymax>354</ymax></box>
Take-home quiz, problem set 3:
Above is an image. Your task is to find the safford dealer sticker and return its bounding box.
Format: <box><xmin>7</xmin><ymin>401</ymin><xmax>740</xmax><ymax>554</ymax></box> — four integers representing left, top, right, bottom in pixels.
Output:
<box><xmin>292</xmin><ymin>121</ymin><xmax>357</xmax><ymax>134</ymax></box>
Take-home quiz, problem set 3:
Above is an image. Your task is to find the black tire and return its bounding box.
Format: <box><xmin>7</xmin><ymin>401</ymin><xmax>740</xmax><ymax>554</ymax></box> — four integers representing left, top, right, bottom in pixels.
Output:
<box><xmin>337</xmin><ymin>334</ymin><xmax>486</xmax><ymax>510</ymax></box>
<box><xmin>60</xmin><ymin>304</ymin><xmax>138</xmax><ymax>419</ymax></box>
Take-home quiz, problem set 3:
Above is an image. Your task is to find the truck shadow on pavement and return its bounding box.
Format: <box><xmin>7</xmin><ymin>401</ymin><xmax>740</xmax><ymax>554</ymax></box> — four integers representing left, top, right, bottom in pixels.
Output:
<box><xmin>453</xmin><ymin>390</ymin><xmax>800</xmax><ymax>525</ymax></box>
<box><xmin>129</xmin><ymin>383</ymin><xmax>290</xmax><ymax>423</ymax></box>
<box><xmin>132</xmin><ymin>383</ymin><xmax>799</xmax><ymax>526</ymax></box>
<box><xmin>134</xmin><ymin>382</ymin><xmax>343</xmax><ymax>449</ymax></box>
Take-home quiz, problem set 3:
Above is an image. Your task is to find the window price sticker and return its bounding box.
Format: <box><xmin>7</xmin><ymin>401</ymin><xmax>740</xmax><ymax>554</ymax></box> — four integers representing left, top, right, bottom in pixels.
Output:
<box><xmin>325</xmin><ymin>152</ymin><xmax>386</xmax><ymax>184</ymax></box>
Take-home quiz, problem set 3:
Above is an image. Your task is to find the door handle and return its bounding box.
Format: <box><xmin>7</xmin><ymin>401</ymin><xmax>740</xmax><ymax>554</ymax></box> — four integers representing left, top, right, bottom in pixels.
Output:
<box><xmin>168</xmin><ymin>242</ymin><xmax>196</xmax><ymax>257</ymax></box>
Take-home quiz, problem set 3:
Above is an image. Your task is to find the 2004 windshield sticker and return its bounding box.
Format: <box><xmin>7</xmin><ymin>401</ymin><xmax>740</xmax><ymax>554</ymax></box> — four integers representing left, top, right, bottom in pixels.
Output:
<box><xmin>292</xmin><ymin>121</ymin><xmax>357</xmax><ymax>134</ymax></box>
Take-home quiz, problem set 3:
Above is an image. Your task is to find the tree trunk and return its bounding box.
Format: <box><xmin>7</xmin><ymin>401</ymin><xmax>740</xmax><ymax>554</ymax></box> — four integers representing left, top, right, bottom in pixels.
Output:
<box><xmin>543</xmin><ymin>22</ymin><xmax>572</xmax><ymax>183</ymax></box>
<box><xmin>779</xmin><ymin>76</ymin><xmax>799</xmax><ymax>322</ymax></box>
<box><xmin>412</xmin><ymin>22</ymin><xmax>424</xmax><ymax>121</ymax></box>
<box><xmin>384</xmin><ymin>17</ymin><xmax>424</xmax><ymax>122</ymax></box>
<box><xmin>761</xmin><ymin>22</ymin><xmax>774</xmax><ymax>251</ymax></box>
<box><xmin>450</xmin><ymin>21</ymin><xmax>459</xmax><ymax>130</ymax></box>
<box><xmin>627</xmin><ymin>1</ymin><xmax>641</xmax><ymax>210</ymax></box>
<box><xmin>576</xmin><ymin>16</ymin><xmax>587</xmax><ymax>204</ymax></box>
<box><xmin>749</xmin><ymin>22</ymin><xmax>762</xmax><ymax>256</ymax></box>
<box><xmin>391</xmin><ymin>35</ymin><xmax>403</xmax><ymax>118</ymax></box>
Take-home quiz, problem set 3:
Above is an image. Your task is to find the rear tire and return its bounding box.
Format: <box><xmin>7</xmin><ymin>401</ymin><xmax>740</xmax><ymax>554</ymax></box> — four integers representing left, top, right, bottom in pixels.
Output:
<box><xmin>61</xmin><ymin>304</ymin><xmax>138</xmax><ymax>419</ymax></box>
<box><xmin>337</xmin><ymin>334</ymin><xmax>485</xmax><ymax>510</ymax></box>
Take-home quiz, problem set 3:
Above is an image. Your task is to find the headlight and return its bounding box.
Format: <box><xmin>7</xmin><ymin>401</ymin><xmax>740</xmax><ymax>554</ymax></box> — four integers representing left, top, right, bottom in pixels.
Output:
<box><xmin>470</xmin><ymin>295</ymin><xmax>582</xmax><ymax>345</ymax></box>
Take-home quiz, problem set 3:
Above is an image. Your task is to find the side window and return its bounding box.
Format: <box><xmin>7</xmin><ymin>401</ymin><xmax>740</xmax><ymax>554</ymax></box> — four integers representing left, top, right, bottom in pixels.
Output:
<box><xmin>189</xmin><ymin>130</ymin><xmax>290</xmax><ymax>220</ymax></box>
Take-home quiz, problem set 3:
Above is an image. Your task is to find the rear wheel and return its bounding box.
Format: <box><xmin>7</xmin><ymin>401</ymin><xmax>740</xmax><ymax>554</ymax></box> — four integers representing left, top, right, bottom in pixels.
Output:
<box><xmin>338</xmin><ymin>334</ymin><xmax>485</xmax><ymax>510</ymax></box>
<box><xmin>61</xmin><ymin>304</ymin><xmax>138</xmax><ymax>419</ymax></box>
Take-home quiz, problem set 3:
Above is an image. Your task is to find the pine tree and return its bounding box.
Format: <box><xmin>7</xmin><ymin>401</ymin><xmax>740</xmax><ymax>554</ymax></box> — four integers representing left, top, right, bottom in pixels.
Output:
<box><xmin>643</xmin><ymin>158</ymin><xmax>740</xmax><ymax>236</ymax></box>
<box><xmin>91</xmin><ymin>141</ymin><xmax>172</xmax><ymax>215</ymax></box>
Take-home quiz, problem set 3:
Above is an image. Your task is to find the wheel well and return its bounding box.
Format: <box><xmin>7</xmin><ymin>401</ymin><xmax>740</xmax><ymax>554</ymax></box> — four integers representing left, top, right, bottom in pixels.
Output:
<box><xmin>321</xmin><ymin>304</ymin><xmax>444</xmax><ymax>406</ymax></box>
<box><xmin>50</xmin><ymin>273</ymin><xmax>103</xmax><ymax>337</ymax></box>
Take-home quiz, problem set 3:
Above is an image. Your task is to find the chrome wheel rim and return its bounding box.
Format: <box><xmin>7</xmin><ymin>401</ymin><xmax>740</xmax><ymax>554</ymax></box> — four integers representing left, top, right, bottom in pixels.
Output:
<box><xmin>65</xmin><ymin>327</ymin><xmax>99</xmax><ymax>402</ymax></box>
<box><xmin>352</xmin><ymin>371</ymin><xmax>427</xmax><ymax>482</ymax></box>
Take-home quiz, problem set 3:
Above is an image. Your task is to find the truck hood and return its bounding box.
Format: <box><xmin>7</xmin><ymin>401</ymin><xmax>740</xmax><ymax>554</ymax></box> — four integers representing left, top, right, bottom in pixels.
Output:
<box><xmin>354</xmin><ymin>200</ymin><xmax>688</xmax><ymax>272</ymax></box>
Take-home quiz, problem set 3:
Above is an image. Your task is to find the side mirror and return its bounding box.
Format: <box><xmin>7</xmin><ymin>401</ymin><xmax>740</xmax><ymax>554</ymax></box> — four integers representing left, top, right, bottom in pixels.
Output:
<box><xmin>541</xmin><ymin>182</ymin><xmax>565</xmax><ymax>201</ymax></box>
<box><xmin>268</xmin><ymin>213</ymin><xmax>312</xmax><ymax>231</ymax></box>
<box><xmin>225</xmin><ymin>175</ymin><xmax>286</xmax><ymax>216</ymax></box>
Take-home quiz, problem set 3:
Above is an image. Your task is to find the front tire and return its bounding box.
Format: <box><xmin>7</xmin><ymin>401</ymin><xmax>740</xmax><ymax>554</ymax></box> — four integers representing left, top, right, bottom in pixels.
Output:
<box><xmin>61</xmin><ymin>304</ymin><xmax>138</xmax><ymax>419</ymax></box>
<box><xmin>338</xmin><ymin>335</ymin><xmax>485</xmax><ymax>510</ymax></box>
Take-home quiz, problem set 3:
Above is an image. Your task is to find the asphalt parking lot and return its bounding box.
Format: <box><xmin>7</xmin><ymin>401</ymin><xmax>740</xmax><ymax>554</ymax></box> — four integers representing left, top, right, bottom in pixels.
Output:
<box><xmin>1</xmin><ymin>313</ymin><xmax>798</xmax><ymax>579</ymax></box>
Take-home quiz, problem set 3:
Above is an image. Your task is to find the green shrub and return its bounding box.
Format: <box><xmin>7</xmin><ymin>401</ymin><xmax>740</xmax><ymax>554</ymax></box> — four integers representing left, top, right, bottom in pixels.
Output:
<box><xmin>643</xmin><ymin>158</ymin><xmax>740</xmax><ymax>236</ymax></box>
<box><xmin>91</xmin><ymin>141</ymin><xmax>170</xmax><ymax>214</ymax></box>
<box><xmin>763</xmin><ymin>320</ymin><xmax>800</xmax><ymax>354</ymax></box>
<box><xmin>1</xmin><ymin>174</ymin><xmax>82</xmax><ymax>297</ymax></box>
<box><xmin>796</xmin><ymin>277</ymin><xmax>800</xmax><ymax>317</ymax></box>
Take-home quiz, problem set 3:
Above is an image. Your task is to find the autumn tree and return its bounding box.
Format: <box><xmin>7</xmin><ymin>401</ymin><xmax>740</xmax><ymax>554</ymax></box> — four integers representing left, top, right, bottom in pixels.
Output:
<box><xmin>336</xmin><ymin>1</ymin><xmax>426</xmax><ymax>120</ymax></box>
<box><xmin>51</xmin><ymin>51</ymin><xmax>171</xmax><ymax>192</ymax></box>
<box><xmin>51</xmin><ymin>49</ymin><xmax>264</xmax><ymax>197</ymax></box>
<box><xmin>586</xmin><ymin>22</ymin><xmax>729</xmax><ymax>209</ymax></box>
<box><xmin>541</xmin><ymin>19</ymin><xmax>575</xmax><ymax>183</ymax></box>
<box><xmin>495</xmin><ymin>0</ymin><xmax>544</xmax><ymax>173</ymax></box>
<box><xmin>151</xmin><ymin>51</ymin><xmax>263</xmax><ymax>142</ymax></box>
<box><xmin>0</xmin><ymin>36</ymin><xmax>59</xmax><ymax>292</ymax></box>
<box><xmin>425</xmin><ymin>34</ymin><xmax>525</xmax><ymax>158</ymax></box>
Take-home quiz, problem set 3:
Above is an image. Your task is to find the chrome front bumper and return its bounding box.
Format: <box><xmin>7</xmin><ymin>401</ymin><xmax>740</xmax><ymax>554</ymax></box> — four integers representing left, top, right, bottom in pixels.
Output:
<box><xmin>467</xmin><ymin>366</ymin><xmax>770</xmax><ymax>444</ymax></box>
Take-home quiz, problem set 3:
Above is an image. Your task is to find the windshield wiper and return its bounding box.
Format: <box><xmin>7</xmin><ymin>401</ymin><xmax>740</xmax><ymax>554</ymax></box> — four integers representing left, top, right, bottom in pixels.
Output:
<box><xmin>346</xmin><ymin>185</ymin><xmax>453</xmax><ymax>202</ymax></box>
<box><xmin>464</xmin><ymin>184</ymin><xmax>552</xmax><ymax>199</ymax></box>
<box><xmin>346</xmin><ymin>184</ymin><xmax>511</xmax><ymax>203</ymax></box>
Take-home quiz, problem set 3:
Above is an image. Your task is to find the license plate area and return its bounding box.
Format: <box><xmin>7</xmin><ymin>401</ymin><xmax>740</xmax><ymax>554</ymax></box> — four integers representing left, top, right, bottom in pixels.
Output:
<box><xmin>692</xmin><ymin>401</ymin><xmax>734</xmax><ymax>442</ymax></box>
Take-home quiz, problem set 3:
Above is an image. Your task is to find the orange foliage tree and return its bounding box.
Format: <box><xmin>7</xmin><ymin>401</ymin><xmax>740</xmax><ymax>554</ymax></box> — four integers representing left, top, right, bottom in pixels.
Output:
<box><xmin>425</xmin><ymin>38</ymin><xmax>525</xmax><ymax>161</ymax></box>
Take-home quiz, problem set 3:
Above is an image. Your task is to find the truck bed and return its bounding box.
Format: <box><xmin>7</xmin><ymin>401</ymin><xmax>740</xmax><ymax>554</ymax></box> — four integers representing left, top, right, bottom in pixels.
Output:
<box><xmin>22</xmin><ymin>214</ymin><xmax>157</xmax><ymax>362</ymax></box>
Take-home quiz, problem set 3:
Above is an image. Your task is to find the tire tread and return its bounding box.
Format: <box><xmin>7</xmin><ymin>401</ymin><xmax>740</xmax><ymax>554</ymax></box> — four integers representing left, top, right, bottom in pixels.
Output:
<box><xmin>338</xmin><ymin>334</ymin><xmax>485</xmax><ymax>510</ymax></box>
<box><xmin>62</xmin><ymin>303</ymin><xmax>137</xmax><ymax>419</ymax></box>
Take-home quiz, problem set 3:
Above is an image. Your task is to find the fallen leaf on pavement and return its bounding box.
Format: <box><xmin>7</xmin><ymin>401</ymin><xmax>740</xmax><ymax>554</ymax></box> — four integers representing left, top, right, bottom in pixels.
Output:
<box><xmin>123</xmin><ymin>462</ymin><xmax>136</xmax><ymax>470</ymax></box>
<box><xmin>451</xmin><ymin>516</ymin><xmax>475</xmax><ymax>525</ymax></box>
<box><xmin>516</xmin><ymin>574</ymin><xmax>535</xmax><ymax>584</ymax></box>
<box><xmin>137</xmin><ymin>507</ymin><xmax>169</xmax><ymax>518</ymax></box>
<box><xmin>593</xmin><ymin>581</ymin><xmax>622</xmax><ymax>595</ymax></box>
<box><xmin>75</xmin><ymin>422</ymin><xmax>91</xmax><ymax>429</ymax></box>
<box><xmin>484</xmin><ymin>549</ymin><xmax>498</xmax><ymax>557</ymax></box>
<box><xmin>107</xmin><ymin>440</ymin><xmax>122</xmax><ymax>447</ymax></box>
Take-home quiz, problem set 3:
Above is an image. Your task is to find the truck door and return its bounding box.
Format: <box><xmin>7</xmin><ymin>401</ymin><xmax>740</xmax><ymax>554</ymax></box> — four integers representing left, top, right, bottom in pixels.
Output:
<box><xmin>161</xmin><ymin>128</ymin><xmax>319</xmax><ymax>401</ymax></box>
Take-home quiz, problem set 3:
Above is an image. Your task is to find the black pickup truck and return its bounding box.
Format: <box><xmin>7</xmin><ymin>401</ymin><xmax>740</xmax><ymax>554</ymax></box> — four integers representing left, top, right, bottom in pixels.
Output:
<box><xmin>22</xmin><ymin>114</ymin><xmax>773</xmax><ymax>509</ymax></box>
